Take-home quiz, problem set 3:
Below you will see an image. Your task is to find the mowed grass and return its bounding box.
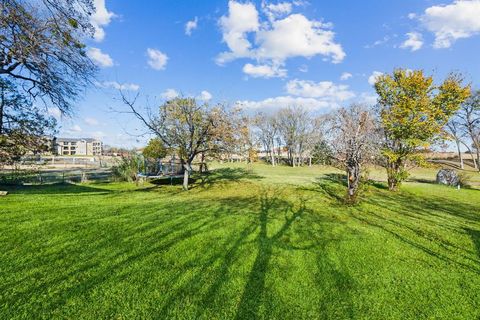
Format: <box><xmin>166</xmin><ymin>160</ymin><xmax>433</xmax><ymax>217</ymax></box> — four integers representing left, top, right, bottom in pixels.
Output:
<box><xmin>0</xmin><ymin>165</ymin><xmax>480</xmax><ymax>319</ymax></box>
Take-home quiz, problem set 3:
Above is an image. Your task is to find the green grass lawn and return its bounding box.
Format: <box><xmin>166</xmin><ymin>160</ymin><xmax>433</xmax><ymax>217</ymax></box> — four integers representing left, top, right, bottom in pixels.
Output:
<box><xmin>1</xmin><ymin>164</ymin><xmax>479</xmax><ymax>319</ymax></box>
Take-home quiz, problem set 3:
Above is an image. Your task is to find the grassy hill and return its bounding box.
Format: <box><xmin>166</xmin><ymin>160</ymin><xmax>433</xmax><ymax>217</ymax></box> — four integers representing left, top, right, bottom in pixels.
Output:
<box><xmin>1</xmin><ymin>164</ymin><xmax>479</xmax><ymax>319</ymax></box>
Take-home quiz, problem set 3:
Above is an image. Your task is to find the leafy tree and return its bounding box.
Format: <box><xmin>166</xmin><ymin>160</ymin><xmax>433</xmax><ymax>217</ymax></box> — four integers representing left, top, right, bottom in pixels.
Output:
<box><xmin>122</xmin><ymin>95</ymin><xmax>235</xmax><ymax>190</ymax></box>
<box><xmin>375</xmin><ymin>69</ymin><xmax>470</xmax><ymax>191</ymax></box>
<box><xmin>0</xmin><ymin>0</ymin><xmax>97</xmax><ymax>113</ymax></box>
<box><xmin>311</xmin><ymin>140</ymin><xmax>334</xmax><ymax>165</ymax></box>
<box><xmin>0</xmin><ymin>78</ymin><xmax>56</xmax><ymax>164</ymax></box>
<box><xmin>142</xmin><ymin>138</ymin><xmax>167</xmax><ymax>160</ymax></box>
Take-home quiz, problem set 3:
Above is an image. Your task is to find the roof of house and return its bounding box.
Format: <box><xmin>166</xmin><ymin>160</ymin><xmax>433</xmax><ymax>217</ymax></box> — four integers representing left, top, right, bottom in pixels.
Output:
<box><xmin>56</xmin><ymin>138</ymin><xmax>101</xmax><ymax>143</ymax></box>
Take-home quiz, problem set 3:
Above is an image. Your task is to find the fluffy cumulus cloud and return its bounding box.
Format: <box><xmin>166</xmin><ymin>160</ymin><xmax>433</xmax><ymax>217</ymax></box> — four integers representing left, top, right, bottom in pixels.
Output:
<box><xmin>237</xmin><ymin>78</ymin><xmax>355</xmax><ymax>111</ymax></box>
<box><xmin>198</xmin><ymin>90</ymin><xmax>213</xmax><ymax>101</ymax></box>
<box><xmin>263</xmin><ymin>2</ymin><xmax>293</xmax><ymax>21</ymax></box>
<box><xmin>87</xmin><ymin>47</ymin><xmax>113</xmax><ymax>67</ymax></box>
<box><xmin>160</xmin><ymin>88</ymin><xmax>179</xmax><ymax>100</ymax></box>
<box><xmin>217</xmin><ymin>1</ymin><xmax>345</xmax><ymax>78</ymax></box>
<box><xmin>340</xmin><ymin>72</ymin><xmax>352</xmax><ymax>80</ymax></box>
<box><xmin>185</xmin><ymin>17</ymin><xmax>198</xmax><ymax>36</ymax></box>
<box><xmin>218</xmin><ymin>1</ymin><xmax>260</xmax><ymax>63</ymax></box>
<box><xmin>160</xmin><ymin>89</ymin><xmax>213</xmax><ymax>101</ymax></box>
<box><xmin>368</xmin><ymin>71</ymin><xmax>384</xmax><ymax>86</ymax></box>
<box><xmin>243</xmin><ymin>63</ymin><xmax>287</xmax><ymax>78</ymax></box>
<box><xmin>285</xmin><ymin>79</ymin><xmax>355</xmax><ymax>101</ymax></box>
<box><xmin>400</xmin><ymin>32</ymin><xmax>424</xmax><ymax>51</ymax></box>
<box><xmin>91</xmin><ymin>0</ymin><xmax>116</xmax><ymax>42</ymax></box>
<box><xmin>96</xmin><ymin>81</ymin><xmax>140</xmax><ymax>91</ymax></box>
<box><xmin>147</xmin><ymin>48</ymin><xmax>168</xmax><ymax>70</ymax></box>
<box><xmin>236</xmin><ymin>96</ymin><xmax>331</xmax><ymax>111</ymax></box>
<box><xmin>419</xmin><ymin>0</ymin><xmax>480</xmax><ymax>48</ymax></box>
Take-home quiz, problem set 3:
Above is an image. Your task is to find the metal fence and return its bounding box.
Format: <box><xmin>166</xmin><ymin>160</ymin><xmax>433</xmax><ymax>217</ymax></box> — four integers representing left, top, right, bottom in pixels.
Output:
<box><xmin>0</xmin><ymin>168</ymin><xmax>113</xmax><ymax>185</ymax></box>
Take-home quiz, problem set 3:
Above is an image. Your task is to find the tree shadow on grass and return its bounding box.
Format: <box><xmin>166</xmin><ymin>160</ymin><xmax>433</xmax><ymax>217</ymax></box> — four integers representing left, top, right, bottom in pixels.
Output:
<box><xmin>310</xmin><ymin>173</ymin><xmax>347</xmax><ymax>203</ymax></box>
<box><xmin>234</xmin><ymin>187</ymin><xmax>297</xmax><ymax>319</ymax></box>
<box><xmin>0</xmin><ymin>182</ymin><xmax>112</xmax><ymax>195</ymax></box>
<box><xmin>351</xmin><ymin>190</ymin><xmax>480</xmax><ymax>274</ymax></box>
<box><xmin>466</xmin><ymin>229</ymin><xmax>480</xmax><ymax>260</ymax></box>
<box><xmin>306</xmin><ymin>174</ymin><xmax>480</xmax><ymax>274</ymax></box>
<box><xmin>194</xmin><ymin>167</ymin><xmax>263</xmax><ymax>189</ymax></box>
<box><xmin>1</xmin><ymin>182</ymin><xmax>358</xmax><ymax>318</ymax></box>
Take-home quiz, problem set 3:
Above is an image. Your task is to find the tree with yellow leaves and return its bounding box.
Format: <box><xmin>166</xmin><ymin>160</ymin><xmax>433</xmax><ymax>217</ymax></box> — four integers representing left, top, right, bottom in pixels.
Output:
<box><xmin>374</xmin><ymin>69</ymin><xmax>470</xmax><ymax>191</ymax></box>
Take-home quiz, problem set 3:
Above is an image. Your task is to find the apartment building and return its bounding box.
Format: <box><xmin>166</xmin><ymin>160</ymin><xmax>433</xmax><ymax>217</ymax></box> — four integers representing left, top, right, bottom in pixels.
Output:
<box><xmin>56</xmin><ymin>138</ymin><xmax>103</xmax><ymax>156</ymax></box>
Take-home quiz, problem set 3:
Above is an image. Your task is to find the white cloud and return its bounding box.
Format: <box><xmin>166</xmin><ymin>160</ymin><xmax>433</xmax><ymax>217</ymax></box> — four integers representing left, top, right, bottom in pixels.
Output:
<box><xmin>286</xmin><ymin>79</ymin><xmax>355</xmax><ymax>101</ymax></box>
<box><xmin>255</xmin><ymin>14</ymin><xmax>345</xmax><ymax>63</ymax></box>
<box><xmin>70</xmin><ymin>124</ymin><xmax>82</xmax><ymax>133</ymax></box>
<box><xmin>198</xmin><ymin>90</ymin><xmax>213</xmax><ymax>101</ymax></box>
<box><xmin>408</xmin><ymin>13</ymin><xmax>417</xmax><ymax>20</ymax></box>
<box><xmin>185</xmin><ymin>17</ymin><xmax>198</xmax><ymax>36</ymax></box>
<box><xmin>87</xmin><ymin>47</ymin><xmax>113</xmax><ymax>67</ymax></box>
<box><xmin>217</xmin><ymin>1</ymin><xmax>345</xmax><ymax>78</ymax></box>
<box><xmin>368</xmin><ymin>71</ymin><xmax>383</xmax><ymax>86</ymax></box>
<box><xmin>238</xmin><ymin>77</ymin><xmax>356</xmax><ymax>112</ymax></box>
<box><xmin>236</xmin><ymin>96</ymin><xmax>332</xmax><ymax>111</ymax></box>
<box><xmin>400</xmin><ymin>32</ymin><xmax>424</xmax><ymax>51</ymax></box>
<box><xmin>147</xmin><ymin>48</ymin><xmax>168</xmax><ymax>70</ymax></box>
<box><xmin>96</xmin><ymin>81</ymin><xmax>140</xmax><ymax>91</ymax></box>
<box><xmin>84</xmin><ymin>117</ymin><xmax>100</xmax><ymax>126</ymax></box>
<box><xmin>420</xmin><ymin>0</ymin><xmax>480</xmax><ymax>48</ymax></box>
<box><xmin>91</xmin><ymin>0</ymin><xmax>116</xmax><ymax>42</ymax></box>
<box><xmin>263</xmin><ymin>2</ymin><xmax>293</xmax><ymax>21</ymax></box>
<box><xmin>160</xmin><ymin>89</ymin><xmax>179</xmax><ymax>100</ymax></box>
<box><xmin>359</xmin><ymin>92</ymin><xmax>378</xmax><ymax>105</ymax></box>
<box><xmin>340</xmin><ymin>72</ymin><xmax>352</xmax><ymax>80</ymax></box>
<box><xmin>243</xmin><ymin>63</ymin><xmax>287</xmax><ymax>78</ymax></box>
<box><xmin>218</xmin><ymin>1</ymin><xmax>260</xmax><ymax>64</ymax></box>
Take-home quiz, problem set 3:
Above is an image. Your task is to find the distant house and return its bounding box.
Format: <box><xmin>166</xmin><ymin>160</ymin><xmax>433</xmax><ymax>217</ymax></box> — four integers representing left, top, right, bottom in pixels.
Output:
<box><xmin>55</xmin><ymin>138</ymin><xmax>103</xmax><ymax>156</ymax></box>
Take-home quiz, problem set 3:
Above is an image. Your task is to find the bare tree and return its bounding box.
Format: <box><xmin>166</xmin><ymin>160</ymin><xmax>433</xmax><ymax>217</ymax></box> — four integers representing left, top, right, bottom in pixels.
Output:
<box><xmin>0</xmin><ymin>0</ymin><xmax>97</xmax><ymax>114</ymax></box>
<box><xmin>327</xmin><ymin>104</ymin><xmax>378</xmax><ymax>203</ymax></box>
<box><xmin>253</xmin><ymin>112</ymin><xmax>278</xmax><ymax>166</ymax></box>
<box><xmin>445</xmin><ymin>117</ymin><xmax>466</xmax><ymax>169</ymax></box>
<box><xmin>458</xmin><ymin>91</ymin><xmax>480</xmax><ymax>171</ymax></box>
<box><xmin>121</xmin><ymin>94</ymin><xmax>235</xmax><ymax>190</ymax></box>
<box><xmin>277</xmin><ymin>106</ymin><xmax>310</xmax><ymax>167</ymax></box>
<box><xmin>303</xmin><ymin>116</ymin><xmax>327</xmax><ymax>166</ymax></box>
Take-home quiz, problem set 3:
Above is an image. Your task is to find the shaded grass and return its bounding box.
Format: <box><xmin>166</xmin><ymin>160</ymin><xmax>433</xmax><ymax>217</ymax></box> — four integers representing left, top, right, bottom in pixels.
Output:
<box><xmin>0</xmin><ymin>165</ymin><xmax>479</xmax><ymax>319</ymax></box>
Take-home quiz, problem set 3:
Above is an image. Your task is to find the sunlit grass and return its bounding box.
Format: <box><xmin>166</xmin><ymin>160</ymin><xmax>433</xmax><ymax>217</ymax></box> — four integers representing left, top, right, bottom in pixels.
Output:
<box><xmin>0</xmin><ymin>165</ymin><xmax>479</xmax><ymax>319</ymax></box>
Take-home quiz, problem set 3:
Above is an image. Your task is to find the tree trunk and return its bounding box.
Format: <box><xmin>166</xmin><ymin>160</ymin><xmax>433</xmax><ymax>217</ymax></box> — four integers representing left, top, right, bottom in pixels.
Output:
<box><xmin>182</xmin><ymin>161</ymin><xmax>192</xmax><ymax>191</ymax></box>
<box><xmin>0</xmin><ymin>87</ymin><xmax>4</xmax><ymax>135</ymax></box>
<box><xmin>455</xmin><ymin>140</ymin><xmax>464</xmax><ymax>169</ymax></box>
<box><xmin>270</xmin><ymin>147</ymin><xmax>275</xmax><ymax>166</ymax></box>
<box><xmin>346</xmin><ymin>162</ymin><xmax>360</xmax><ymax>203</ymax></box>
<box><xmin>476</xmin><ymin>148</ymin><xmax>480</xmax><ymax>172</ymax></box>
<box><xmin>461</xmin><ymin>141</ymin><xmax>478</xmax><ymax>169</ymax></box>
<box><xmin>386</xmin><ymin>160</ymin><xmax>401</xmax><ymax>191</ymax></box>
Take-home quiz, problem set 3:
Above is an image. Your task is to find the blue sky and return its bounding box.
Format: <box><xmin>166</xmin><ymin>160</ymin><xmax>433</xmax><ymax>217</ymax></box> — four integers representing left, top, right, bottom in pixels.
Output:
<box><xmin>55</xmin><ymin>0</ymin><xmax>480</xmax><ymax>147</ymax></box>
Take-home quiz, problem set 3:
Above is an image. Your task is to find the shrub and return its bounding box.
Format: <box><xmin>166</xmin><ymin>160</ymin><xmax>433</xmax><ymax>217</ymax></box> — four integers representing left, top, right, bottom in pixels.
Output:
<box><xmin>112</xmin><ymin>154</ymin><xmax>144</xmax><ymax>182</ymax></box>
<box><xmin>457</xmin><ymin>171</ymin><xmax>473</xmax><ymax>188</ymax></box>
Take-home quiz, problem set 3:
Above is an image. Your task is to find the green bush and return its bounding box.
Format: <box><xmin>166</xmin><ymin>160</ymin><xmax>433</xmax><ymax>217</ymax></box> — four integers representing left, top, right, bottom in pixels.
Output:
<box><xmin>112</xmin><ymin>154</ymin><xmax>144</xmax><ymax>182</ymax></box>
<box><xmin>0</xmin><ymin>169</ymin><xmax>38</xmax><ymax>185</ymax></box>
